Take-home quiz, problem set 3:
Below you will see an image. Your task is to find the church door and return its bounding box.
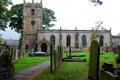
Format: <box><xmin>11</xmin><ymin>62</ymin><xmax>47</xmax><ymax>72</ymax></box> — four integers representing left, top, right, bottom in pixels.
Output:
<box><xmin>41</xmin><ymin>43</ymin><xmax>47</xmax><ymax>52</ymax></box>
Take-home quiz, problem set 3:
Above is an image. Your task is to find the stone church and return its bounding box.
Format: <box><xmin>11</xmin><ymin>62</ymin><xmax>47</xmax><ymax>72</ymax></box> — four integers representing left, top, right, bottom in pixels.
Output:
<box><xmin>22</xmin><ymin>0</ymin><xmax>112</xmax><ymax>54</ymax></box>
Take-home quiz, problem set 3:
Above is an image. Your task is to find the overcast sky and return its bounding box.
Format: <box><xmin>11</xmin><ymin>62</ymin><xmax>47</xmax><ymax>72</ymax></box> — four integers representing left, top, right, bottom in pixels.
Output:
<box><xmin>1</xmin><ymin>0</ymin><xmax>120</xmax><ymax>39</ymax></box>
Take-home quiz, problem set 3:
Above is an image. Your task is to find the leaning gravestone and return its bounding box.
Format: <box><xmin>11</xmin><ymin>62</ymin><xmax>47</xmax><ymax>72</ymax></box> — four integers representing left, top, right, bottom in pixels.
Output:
<box><xmin>88</xmin><ymin>40</ymin><xmax>100</xmax><ymax>80</ymax></box>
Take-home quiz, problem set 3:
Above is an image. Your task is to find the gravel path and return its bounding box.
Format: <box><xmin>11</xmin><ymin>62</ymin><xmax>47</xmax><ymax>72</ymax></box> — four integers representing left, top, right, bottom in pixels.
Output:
<box><xmin>14</xmin><ymin>61</ymin><xmax>50</xmax><ymax>80</ymax></box>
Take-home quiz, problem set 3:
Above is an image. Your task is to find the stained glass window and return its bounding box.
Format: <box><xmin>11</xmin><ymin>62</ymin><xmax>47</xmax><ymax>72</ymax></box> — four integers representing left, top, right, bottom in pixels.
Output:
<box><xmin>82</xmin><ymin>35</ymin><xmax>87</xmax><ymax>47</ymax></box>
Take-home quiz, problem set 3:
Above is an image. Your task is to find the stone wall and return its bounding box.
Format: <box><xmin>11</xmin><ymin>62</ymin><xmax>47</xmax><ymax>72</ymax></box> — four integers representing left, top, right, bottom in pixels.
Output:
<box><xmin>22</xmin><ymin>1</ymin><xmax>112</xmax><ymax>53</ymax></box>
<box><xmin>112</xmin><ymin>35</ymin><xmax>120</xmax><ymax>47</ymax></box>
<box><xmin>37</xmin><ymin>30</ymin><xmax>111</xmax><ymax>52</ymax></box>
<box><xmin>23</xmin><ymin>1</ymin><xmax>42</xmax><ymax>50</ymax></box>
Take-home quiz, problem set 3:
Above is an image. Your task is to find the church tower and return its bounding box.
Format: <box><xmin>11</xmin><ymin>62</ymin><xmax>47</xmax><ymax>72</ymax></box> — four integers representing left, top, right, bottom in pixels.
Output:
<box><xmin>23</xmin><ymin>0</ymin><xmax>43</xmax><ymax>50</ymax></box>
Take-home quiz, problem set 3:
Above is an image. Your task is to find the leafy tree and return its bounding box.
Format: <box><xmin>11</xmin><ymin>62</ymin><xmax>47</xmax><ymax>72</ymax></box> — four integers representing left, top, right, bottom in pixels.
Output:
<box><xmin>9</xmin><ymin>4</ymin><xmax>23</xmax><ymax>32</ymax></box>
<box><xmin>43</xmin><ymin>8</ymin><xmax>56</xmax><ymax>29</ymax></box>
<box><xmin>0</xmin><ymin>0</ymin><xmax>12</xmax><ymax>30</ymax></box>
<box><xmin>9</xmin><ymin>4</ymin><xmax>56</xmax><ymax>32</ymax></box>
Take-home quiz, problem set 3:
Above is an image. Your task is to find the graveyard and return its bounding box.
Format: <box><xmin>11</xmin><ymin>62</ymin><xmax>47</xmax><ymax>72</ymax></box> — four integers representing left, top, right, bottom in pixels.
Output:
<box><xmin>13</xmin><ymin>48</ymin><xmax>119</xmax><ymax>80</ymax></box>
<box><xmin>12</xmin><ymin>41</ymin><xmax>120</xmax><ymax>80</ymax></box>
<box><xmin>0</xmin><ymin>36</ymin><xmax>120</xmax><ymax>80</ymax></box>
<box><xmin>33</xmin><ymin>48</ymin><xmax>119</xmax><ymax>80</ymax></box>
<box><xmin>1</xmin><ymin>0</ymin><xmax>120</xmax><ymax>80</ymax></box>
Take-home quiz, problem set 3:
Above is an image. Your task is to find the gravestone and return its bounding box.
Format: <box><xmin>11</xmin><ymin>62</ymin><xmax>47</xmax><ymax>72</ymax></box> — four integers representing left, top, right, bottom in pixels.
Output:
<box><xmin>15</xmin><ymin>48</ymin><xmax>18</xmax><ymax>60</ymax></box>
<box><xmin>68</xmin><ymin>46</ymin><xmax>71</xmax><ymax>58</ymax></box>
<box><xmin>50</xmin><ymin>42</ymin><xmax>63</xmax><ymax>73</ymax></box>
<box><xmin>50</xmin><ymin>42</ymin><xmax>54</xmax><ymax>73</ymax></box>
<box><xmin>0</xmin><ymin>45</ymin><xmax>14</xmax><ymax>80</ymax></box>
<box><xmin>88</xmin><ymin>40</ymin><xmax>100</xmax><ymax>80</ymax></box>
<box><xmin>58</xmin><ymin>43</ymin><xmax>63</xmax><ymax>64</ymax></box>
<box><xmin>100</xmin><ymin>63</ymin><xmax>119</xmax><ymax>80</ymax></box>
<box><xmin>105</xmin><ymin>47</ymin><xmax>109</xmax><ymax>53</ymax></box>
<box><xmin>102</xmin><ymin>62</ymin><xmax>114</xmax><ymax>73</ymax></box>
<box><xmin>117</xmin><ymin>45</ymin><xmax>120</xmax><ymax>56</ymax></box>
<box><xmin>100</xmin><ymin>70</ymin><xmax>119</xmax><ymax>80</ymax></box>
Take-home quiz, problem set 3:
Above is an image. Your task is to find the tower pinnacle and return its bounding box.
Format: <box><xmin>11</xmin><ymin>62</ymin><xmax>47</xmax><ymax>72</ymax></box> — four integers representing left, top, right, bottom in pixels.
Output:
<box><xmin>32</xmin><ymin>0</ymin><xmax>34</xmax><ymax>3</ymax></box>
<box><xmin>41</xmin><ymin>0</ymin><xmax>43</xmax><ymax>6</ymax></box>
<box><xmin>23</xmin><ymin>0</ymin><xmax>26</xmax><ymax>3</ymax></box>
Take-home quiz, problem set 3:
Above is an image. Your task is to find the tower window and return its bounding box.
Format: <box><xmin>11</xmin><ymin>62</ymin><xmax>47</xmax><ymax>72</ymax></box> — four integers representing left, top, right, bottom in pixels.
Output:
<box><xmin>31</xmin><ymin>9</ymin><xmax>35</xmax><ymax>15</ymax></box>
<box><xmin>31</xmin><ymin>20</ymin><xmax>35</xmax><ymax>26</ymax></box>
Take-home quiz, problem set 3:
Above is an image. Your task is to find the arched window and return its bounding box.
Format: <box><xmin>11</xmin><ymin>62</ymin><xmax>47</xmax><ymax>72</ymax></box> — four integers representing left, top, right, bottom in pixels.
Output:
<box><xmin>31</xmin><ymin>9</ymin><xmax>35</xmax><ymax>15</ymax></box>
<box><xmin>66</xmin><ymin>35</ymin><xmax>71</xmax><ymax>47</ymax></box>
<box><xmin>100</xmin><ymin>35</ymin><xmax>104</xmax><ymax>46</ymax></box>
<box><xmin>50</xmin><ymin>35</ymin><xmax>55</xmax><ymax>45</ymax></box>
<box><xmin>82</xmin><ymin>35</ymin><xmax>87</xmax><ymax>48</ymax></box>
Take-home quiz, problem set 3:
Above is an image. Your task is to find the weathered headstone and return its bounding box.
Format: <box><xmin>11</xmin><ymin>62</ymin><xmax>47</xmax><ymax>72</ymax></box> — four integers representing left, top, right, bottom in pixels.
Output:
<box><xmin>69</xmin><ymin>46</ymin><xmax>71</xmax><ymax>58</ymax></box>
<box><xmin>50</xmin><ymin>42</ymin><xmax>63</xmax><ymax>73</ymax></box>
<box><xmin>0</xmin><ymin>45</ymin><xmax>14</xmax><ymax>80</ymax></box>
<box><xmin>117</xmin><ymin>45</ymin><xmax>120</xmax><ymax>56</ymax></box>
<box><xmin>15</xmin><ymin>48</ymin><xmax>18</xmax><ymax>60</ymax></box>
<box><xmin>58</xmin><ymin>43</ymin><xmax>63</xmax><ymax>64</ymax></box>
<box><xmin>115</xmin><ymin>45</ymin><xmax>120</xmax><ymax>65</ymax></box>
<box><xmin>105</xmin><ymin>47</ymin><xmax>109</xmax><ymax>53</ymax></box>
<box><xmin>102</xmin><ymin>62</ymin><xmax>114</xmax><ymax>73</ymax></box>
<box><xmin>50</xmin><ymin>42</ymin><xmax>54</xmax><ymax>73</ymax></box>
<box><xmin>100</xmin><ymin>63</ymin><xmax>119</xmax><ymax>80</ymax></box>
<box><xmin>100</xmin><ymin>70</ymin><xmax>119</xmax><ymax>80</ymax></box>
<box><xmin>88</xmin><ymin>40</ymin><xmax>100</xmax><ymax>80</ymax></box>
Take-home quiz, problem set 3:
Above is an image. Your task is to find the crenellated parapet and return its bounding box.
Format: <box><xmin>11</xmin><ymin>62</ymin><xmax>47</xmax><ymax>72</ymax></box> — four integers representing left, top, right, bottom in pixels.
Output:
<box><xmin>23</xmin><ymin>0</ymin><xmax>42</xmax><ymax>8</ymax></box>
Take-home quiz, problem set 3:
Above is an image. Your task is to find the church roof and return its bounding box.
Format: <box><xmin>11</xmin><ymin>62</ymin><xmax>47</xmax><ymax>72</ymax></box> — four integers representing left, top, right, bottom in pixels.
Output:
<box><xmin>37</xmin><ymin>29</ymin><xmax>111</xmax><ymax>33</ymax></box>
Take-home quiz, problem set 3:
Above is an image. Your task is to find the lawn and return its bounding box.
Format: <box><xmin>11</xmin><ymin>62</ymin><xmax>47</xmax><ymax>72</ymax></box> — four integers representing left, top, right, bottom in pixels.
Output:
<box><xmin>34</xmin><ymin>51</ymin><xmax>118</xmax><ymax>80</ymax></box>
<box><xmin>13</xmin><ymin>54</ymin><xmax>50</xmax><ymax>72</ymax></box>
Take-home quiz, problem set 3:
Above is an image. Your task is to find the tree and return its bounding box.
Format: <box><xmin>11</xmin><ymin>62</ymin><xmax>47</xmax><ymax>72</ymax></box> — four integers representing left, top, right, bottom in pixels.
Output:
<box><xmin>9</xmin><ymin>4</ymin><xmax>23</xmax><ymax>32</ymax></box>
<box><xmin>91</xmin><ymin>21</ymin><xmax>103</xmax><ymax>41</ymax></box>
<box><xmin>43</xmin><ymin>8</ymin><xmax>56</xmax><ymax>29</ymax></box>
<box><xmin>9</xmin><ymin>4</ymin><xmax>56</xmax><ymax>32</ymax></box>
<box><xmin>89</xmin><ymin>0</ymin><xmax>103</xmax><ymax>6</ymax></box>
<box><xmin>0</xmin><ymin>0</ymin><xmax>12</xmax><ymax>30</ymax></box>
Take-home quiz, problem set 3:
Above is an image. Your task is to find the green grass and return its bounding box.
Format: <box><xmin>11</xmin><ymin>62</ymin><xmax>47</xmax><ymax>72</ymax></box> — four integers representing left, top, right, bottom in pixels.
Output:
<box><xmin>34</xmin><ymin>51</ymin><xmax>118</xmax><ymax>80</ymax></box>
<box><xmin>13</xmin><ymin>54</ymin><xmax>50</xmax><ymax>72</ymax></box>
<box><xmin>100</xmin><ymin>52</ymin><xmax>118</xmax><ymax>68</ymax></box>
<box><xmin>34</xmin><ymin>62</ymin><xmax>88</xmax><ymax>80</ymax></box>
